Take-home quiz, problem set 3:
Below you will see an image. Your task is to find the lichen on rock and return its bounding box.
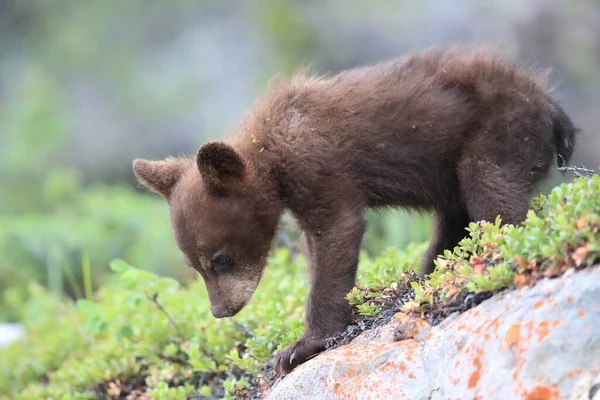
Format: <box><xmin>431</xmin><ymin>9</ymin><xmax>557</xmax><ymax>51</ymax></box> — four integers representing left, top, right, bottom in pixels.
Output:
<box><xmin>265</xmin><ymin>265</ymin><xmax>600</xmax><ymax>400</ymax></box>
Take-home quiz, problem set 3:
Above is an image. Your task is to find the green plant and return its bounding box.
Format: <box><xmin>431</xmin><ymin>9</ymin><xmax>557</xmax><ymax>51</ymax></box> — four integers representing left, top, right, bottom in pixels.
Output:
<box><xmin>0</xmin><ymin>172</ymin><xmax>197</xmax><ymax>322</ymax></box>
<box><xmin>430</xmin><ymin>175</ymin><xmax>600</xmax><ymax>300</ymax></box>
<box><xmin>0</xmin><ymin>248</ymin><xmax>307</xmax><ymax>399</ymax></box>
<box><xmin>343</xmin><ymin>176</ymin><xmax>600</xmax><ymax>318</ymax></box>
<box><xmin>355</xmin><ymin>302</ymin><xmax>381</xmax><ymax>317</ymax></box>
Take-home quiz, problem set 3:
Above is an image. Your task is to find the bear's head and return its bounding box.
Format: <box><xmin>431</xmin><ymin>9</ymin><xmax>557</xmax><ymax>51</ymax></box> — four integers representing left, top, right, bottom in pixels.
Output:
<box><xmin>133</xmin><ymin>142</ymin><xmax>281</xmax><ymax>318</ymax></box>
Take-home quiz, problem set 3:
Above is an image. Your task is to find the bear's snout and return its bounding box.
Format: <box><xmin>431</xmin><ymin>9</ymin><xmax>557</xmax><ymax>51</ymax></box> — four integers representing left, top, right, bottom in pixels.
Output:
<box><xmin>210</xmin><ymin>303</ymin><xmax>231</xmax><ymax>318</ymax></box>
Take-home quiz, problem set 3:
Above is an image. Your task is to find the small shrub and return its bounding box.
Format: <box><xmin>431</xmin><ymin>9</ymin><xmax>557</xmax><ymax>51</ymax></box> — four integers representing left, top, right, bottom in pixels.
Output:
<box><xmin>430</xmin><ymin>175</ymin><xmax>600</xmax><ymax>303</ymax></box>
<box><xmin>348</xmin><ymin>175</ymin><xmax>600</xmax><ymax>316</ymax></box>
<box><xmin>0</xmin><ymin>248</ymin><xmax>307</xmax><ymax>399</ymax></box>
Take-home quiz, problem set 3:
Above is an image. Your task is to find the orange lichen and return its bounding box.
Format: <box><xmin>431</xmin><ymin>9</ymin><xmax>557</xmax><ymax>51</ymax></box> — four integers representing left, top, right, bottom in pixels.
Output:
<box><xmin>534</xmin><ymin>300</ymin><xmax>545</xmax><ymax>310</ymax></box>
<box><xmin>468</xmin><ymin>370</ymin><xmax>481</xmax><ymax>389</ymax></box>
<box><xmin>502</xmin><ymin>324</ymin><xmax>521</xmax><ymax>351</ymax></box>
<box><xmin>537</xmin><ymin>321</ymin><xmax>550</xmax><ymax>342</ymax></box>
<box><xmin>275</xmin><ymin>271</ymin><xmax>590</xmax><ymax>400</ymax></box>
<box><xmin>393</xmin><ymin>313</ymin><xmax>432</xmax><ymax>340</ymax></box>
<box><xmin>551</xmin><ymin>319</ymin><xmax>562</xmax><ymax>328</ymax></box>
<box><xmin>526</xmin><ymin>385</ymin><xmax>554</xmax><ymax>400</ymax></box>
<box><xmin>490</xmin><ymin>317</ymin><xmax>502</xmax><ymax>331</ymax></box>
<box><xmin>566</xmin><ymin>295</ymin><xmax>573</xmax><ymax>303</ymax></box>
<box><xmin>513</xmin><ymin>358</ymin><xmax>527</xmax><ymax>380</ymax></box>
<box><xmin>525</xmin><ymin>320</ymin><xmax>535</xmax><ymax>335</ymax></box>
<box><xmin>323</xmin><ymin>336</ymin><xmax>426</xmax><ymax>398</ymax></box>
<box><xmin>468</xmin><ymin>357</ymin><xmax>482</xmax><ymax>389</ymax></box>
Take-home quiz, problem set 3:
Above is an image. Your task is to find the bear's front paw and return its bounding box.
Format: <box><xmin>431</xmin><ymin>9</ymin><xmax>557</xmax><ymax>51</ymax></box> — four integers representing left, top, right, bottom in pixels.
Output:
<box><xmin>273</xmin><ymin>336</ymin><xmax>328</xmax><ymax>376</ymax></box>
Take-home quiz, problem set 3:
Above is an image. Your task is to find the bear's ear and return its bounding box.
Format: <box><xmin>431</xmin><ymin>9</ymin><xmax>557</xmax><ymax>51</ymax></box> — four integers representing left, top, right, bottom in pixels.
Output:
<box><xmin>132</xmin><ymin>157</ymin><xmax>188</xmax><ymax>198</ymax></box>
<box><xmin>196</xmin><ymin>141</ymin><xmax>246</xmax><ymax>190</ymax></box>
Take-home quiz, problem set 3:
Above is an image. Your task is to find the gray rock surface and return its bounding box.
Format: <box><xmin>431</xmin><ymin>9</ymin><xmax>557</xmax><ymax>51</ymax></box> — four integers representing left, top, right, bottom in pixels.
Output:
<box><xmin>266</xmin><ymin>266</ymin><xmax>600</xmax><ymax>400</ymax></box>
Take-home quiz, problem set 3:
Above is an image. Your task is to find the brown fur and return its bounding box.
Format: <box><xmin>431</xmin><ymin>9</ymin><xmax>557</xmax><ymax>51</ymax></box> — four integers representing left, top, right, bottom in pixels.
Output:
<box><xmin>132</xmin><ymin>46</ymin><xmax>578</xmax><ymax>374</ymax></box>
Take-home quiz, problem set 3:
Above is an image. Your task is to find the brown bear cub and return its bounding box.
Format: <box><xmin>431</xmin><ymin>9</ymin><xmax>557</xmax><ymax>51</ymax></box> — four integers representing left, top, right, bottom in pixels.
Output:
<box><xmin>133</xmin><ymin>46</ymin><xmax>578</xmax><ymax>374</ymax></box>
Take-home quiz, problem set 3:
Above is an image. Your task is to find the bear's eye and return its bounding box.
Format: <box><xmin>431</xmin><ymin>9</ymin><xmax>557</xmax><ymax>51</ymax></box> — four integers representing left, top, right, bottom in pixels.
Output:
<box><xmin>212</xmin><ymin>253</ymin><xmax>232</xmax><ymax>271</ymax></box>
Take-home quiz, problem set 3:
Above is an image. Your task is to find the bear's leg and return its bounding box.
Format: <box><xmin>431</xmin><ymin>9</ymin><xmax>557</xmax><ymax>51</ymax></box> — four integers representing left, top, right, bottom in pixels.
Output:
<box><xmin>273</xmin><ymin>206</ymin><xmax>365</xmax><ymax>375</ymax></box>
<box><xmin>457</xmin><ymin>157</ymin><xmax>531</xmax><ymax>228</ymax></box>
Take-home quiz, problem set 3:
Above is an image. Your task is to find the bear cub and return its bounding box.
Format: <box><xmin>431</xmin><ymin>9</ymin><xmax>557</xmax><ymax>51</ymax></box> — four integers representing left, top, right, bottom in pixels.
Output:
<box><xmin>133</xmin><ymin>46</ymin><xmax>578</xmax><ymax>374</ymax></box>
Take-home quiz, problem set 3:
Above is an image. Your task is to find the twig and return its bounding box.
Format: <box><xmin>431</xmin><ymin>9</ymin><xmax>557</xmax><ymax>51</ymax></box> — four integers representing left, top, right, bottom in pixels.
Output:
<box><xmin>558</xmin><ymin>165</ymin><xmax>596</xmax><ymax>178</ymax></box>
<box><xmin>197</xmin><ymin>372</ymin><xmax>206</xmax><ymax>389</ymax></box>
<box><xmin>147</xmin><ymin>292</ymin><xmax>185</xmax><ymax>341</ymax></box>
<box><xmin>235</xmin><ymin>322</ymin><xmax>255</xmax><ymax>338</ymax></box>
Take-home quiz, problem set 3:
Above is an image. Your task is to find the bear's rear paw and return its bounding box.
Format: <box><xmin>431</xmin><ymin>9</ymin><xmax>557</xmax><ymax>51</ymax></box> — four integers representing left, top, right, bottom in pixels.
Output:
<box><xmin>273</xmin><ymin>336</ymin><xmax>328</xmax><ymax>376</ymax></box>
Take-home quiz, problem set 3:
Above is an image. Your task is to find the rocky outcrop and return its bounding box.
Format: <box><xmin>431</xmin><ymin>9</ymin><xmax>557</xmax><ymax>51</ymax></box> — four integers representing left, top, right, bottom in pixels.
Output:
<box><xmin>266</xmin><ymin>265</ymin><xmax>600</xmax><ymax>400</ymax></box>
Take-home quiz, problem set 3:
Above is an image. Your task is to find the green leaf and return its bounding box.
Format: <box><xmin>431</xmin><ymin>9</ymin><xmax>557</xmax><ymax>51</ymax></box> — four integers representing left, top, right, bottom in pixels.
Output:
<box><xmin>228</xmin><ymin>349</ymin><xmax>241</xmax><ymax>362</ymax></box>
<box><xmin>125</xmin><ymin>293</ymin><xmax>145</xmax><ymax>305</ymax></box>
<box><xmin>77</xmin><ymin>299</ymin><xmax>101</xmax><ymax>317</ymax></box>
<box><xmin>84</xmin><ymin>316</ymin><xmax>104</xmax><ymax>333</ymax></box>
<box><xmin>119</xmin><ymin>325</ymin><xmax>133</xmax><ymax>338</ymax></box>
<box><xmin>109</xmin><ymin>259</ymin><xmax>130</xmax><ymax>273</ymax></box>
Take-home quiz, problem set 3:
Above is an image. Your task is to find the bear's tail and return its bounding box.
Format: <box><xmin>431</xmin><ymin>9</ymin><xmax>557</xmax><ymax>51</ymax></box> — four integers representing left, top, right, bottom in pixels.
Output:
<box><xmin>549</xmin><ymin>99</ymin><xmax>579</xmax><ymax>168</ymax></box>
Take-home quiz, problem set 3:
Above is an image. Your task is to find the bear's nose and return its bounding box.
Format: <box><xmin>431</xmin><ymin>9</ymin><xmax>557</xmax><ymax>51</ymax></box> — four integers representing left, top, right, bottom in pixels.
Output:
<box><xmin>210</xmin><ymin>303</ymin><xmax>230</xmax><ymax>318</ymax></box>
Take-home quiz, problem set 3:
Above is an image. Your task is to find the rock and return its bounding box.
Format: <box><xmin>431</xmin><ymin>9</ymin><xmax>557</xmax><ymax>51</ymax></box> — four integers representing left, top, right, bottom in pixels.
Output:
<box><xmin>589</xmin><ymin>374</ymin><xmax>600</xmax><ymax>400</ymax></box>
<box><xmin>265</xmin><ymin>266</ymin><xmax>600</xmax><ymax>400</ymax></box>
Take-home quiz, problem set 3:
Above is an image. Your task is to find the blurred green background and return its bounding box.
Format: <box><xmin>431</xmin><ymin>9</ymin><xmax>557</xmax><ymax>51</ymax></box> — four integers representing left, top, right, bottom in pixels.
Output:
<box><xmin>1</xmin><ymin>0</ymin><xmax>598</xmax><ymax>322</ymax></box>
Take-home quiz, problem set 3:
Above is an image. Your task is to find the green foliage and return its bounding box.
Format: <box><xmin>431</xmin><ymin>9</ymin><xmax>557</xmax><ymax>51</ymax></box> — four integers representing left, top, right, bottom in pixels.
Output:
<box><xmin>0</xmin><ymin>68</ymin><xmax>69</xmax><ymax>176</ymax></box>
<box><xmin>347</xmin><ymin>176</ymin><xmax>600</xmax><ymax>315</ymax></box>
<box><xmin>432</xmin><ymin>175</ymin><xmax>600</xmax><ymax>297</ymax></box>
<box><xmin>362</xmin><ymin>210</ymin><xmax>432</xmax><ymax>256</ymax></box>
<box><xmin>355</xmin><ymin>302</ymin><xmax>382</xmax><ymax>317</ymax></box>
<box><xmin>0</xmin><ymin>173</ymin><xmax>192</xmax><ymax>322</ymax></box>
<box><xmin>356</xmin><ymin>244</ymin><xmax>427</xmax><ymax>290</ymax></box>
<box><xmin>0</xmin><ymin>51</ymin><xmax>197</xmax><ymax>323</ymax></box>
<box><xmin>0</xmin><ymin>68</ymin><xmax>71</xmax><ymax>214</ymax></box>
<box><xmin>0</xmin><ymin>249</ymin><xmax>307</xmax><ymax>399</ymax></box>
<box><xmin>345</xmin><ymin>244</ymin><xmax>426</xmax><ymax>316</ymax></box>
